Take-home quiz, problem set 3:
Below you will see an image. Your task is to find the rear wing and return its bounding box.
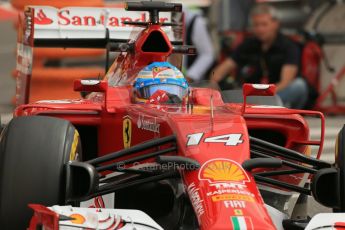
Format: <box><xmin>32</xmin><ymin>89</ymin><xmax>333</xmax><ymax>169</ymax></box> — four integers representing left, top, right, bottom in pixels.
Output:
<box><xmin>21</xmin><ymin>5</ymin><xmax>182</xmax><ymax>48</ymax></box>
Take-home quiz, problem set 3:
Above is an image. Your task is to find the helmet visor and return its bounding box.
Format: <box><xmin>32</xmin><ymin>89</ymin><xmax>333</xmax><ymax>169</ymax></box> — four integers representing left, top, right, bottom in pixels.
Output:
<box><xmin>137</xmin><ymin>84</ymin><xmax>187</xmax><ymax>100</ymax></box>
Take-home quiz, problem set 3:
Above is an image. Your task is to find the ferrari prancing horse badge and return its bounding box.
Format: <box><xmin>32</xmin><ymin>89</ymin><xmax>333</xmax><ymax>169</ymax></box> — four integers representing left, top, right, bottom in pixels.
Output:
<box><xmin>123</xmin><ymin>116</ymin><xmax>132</xmax><ymax>149</ymax></box>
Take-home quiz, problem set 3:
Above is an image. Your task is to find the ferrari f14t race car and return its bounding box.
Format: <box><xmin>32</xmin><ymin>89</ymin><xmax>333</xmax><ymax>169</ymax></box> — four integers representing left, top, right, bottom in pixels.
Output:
<box><xmin>1</xmin><ymin>1</ymin><xmax>345</xmax><ymax>230</ymax></box>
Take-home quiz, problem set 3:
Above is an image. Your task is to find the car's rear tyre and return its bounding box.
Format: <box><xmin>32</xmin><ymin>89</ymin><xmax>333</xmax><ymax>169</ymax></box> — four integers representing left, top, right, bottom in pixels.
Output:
<box><xmin>335</xmin><ymin>125</ymin><xmax>345</xmax><ymax>211</ymax></box>
<box><xmin>0</xmin><ymin>116</ymin><xmax>81</xmax><ymax>229</ymax></box>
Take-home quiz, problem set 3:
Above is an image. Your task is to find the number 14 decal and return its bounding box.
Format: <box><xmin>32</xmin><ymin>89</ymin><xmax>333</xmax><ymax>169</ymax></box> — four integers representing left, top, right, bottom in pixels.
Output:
<box><xmin>186</xmin><ymin>133</ymin><xmax>243</xmax><ymax>146</ymax></box>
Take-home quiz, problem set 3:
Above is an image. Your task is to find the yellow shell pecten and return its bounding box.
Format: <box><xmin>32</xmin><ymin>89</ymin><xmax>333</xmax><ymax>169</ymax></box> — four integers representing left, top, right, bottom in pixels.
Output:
<box><xmin>202</xmin><ymin>160</ymin><xmax>246</xmax><ymax>182</ymax></box>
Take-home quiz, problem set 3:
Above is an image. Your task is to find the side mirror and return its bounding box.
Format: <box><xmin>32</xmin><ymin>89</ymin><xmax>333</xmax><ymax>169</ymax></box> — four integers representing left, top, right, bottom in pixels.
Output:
<box><xmin>74</xmin><ymin>79</ymin><xmax>108</xmax><ymax>93</ymax></box>
<box><xmin>242</xmin><ymin>84</ymin><xmax>276</xmax><ymax>114</ymax></box>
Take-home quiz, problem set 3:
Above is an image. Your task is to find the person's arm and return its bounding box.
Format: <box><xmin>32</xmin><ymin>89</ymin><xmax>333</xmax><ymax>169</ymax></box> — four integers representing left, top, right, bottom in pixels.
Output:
<box><xmin>276</xmin><ymin>64</ymin><xmax>298</xmax><ymax>92</ymax></box>
<box><xmin>187</xmin><ymin>16</ymin><xmax>215</xmax><ymax>81</ymax></box>
<box><xmin>276</xmin><ymin>39</ymin><xmax>300</xmax><ymax>91</ymax></box>
<box><xmin>210</xmin><ymin>58</ymin><xmax>237</xmax><ymax>83</ymax></box>
<box><xmin>210</xmin><ymin>38</ymin><xmax>248</xmax><ymax>83</ymax></box>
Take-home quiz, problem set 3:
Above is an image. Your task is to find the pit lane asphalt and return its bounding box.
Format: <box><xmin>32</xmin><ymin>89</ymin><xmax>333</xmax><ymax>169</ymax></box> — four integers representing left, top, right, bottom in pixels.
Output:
<box><xmin>0</xmin><ymin>19</ymin><xmax>343</xmax><ymax>218</ymax></box>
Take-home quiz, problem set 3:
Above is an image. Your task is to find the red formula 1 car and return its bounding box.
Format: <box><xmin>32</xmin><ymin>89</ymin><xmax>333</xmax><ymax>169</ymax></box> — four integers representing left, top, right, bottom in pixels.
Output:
<box><xmin>2</xmin><ymin>2</ymin><xmax>345</xmax><ymax>230</ymax></box>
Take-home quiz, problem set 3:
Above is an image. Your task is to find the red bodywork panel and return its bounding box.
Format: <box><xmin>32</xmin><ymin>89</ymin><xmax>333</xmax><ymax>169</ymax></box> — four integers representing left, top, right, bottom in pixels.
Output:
<box><xmin>16</xmin><ymin>92</ymin><xmax>324</xmax><ymax>230</ymax></box>
<box><xmin>15</xmin><ymin>13</ymin><xmax>325</xmax><ymax>230</ymax></box>
<box><xmin>28</xmin><ymin>204</ymin><xmax>59</xmax><ymax>230</ymax></box>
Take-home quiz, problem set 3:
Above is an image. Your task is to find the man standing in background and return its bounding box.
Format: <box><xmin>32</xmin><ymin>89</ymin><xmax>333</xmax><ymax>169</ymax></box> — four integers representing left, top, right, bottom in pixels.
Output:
<box><xmin>211</xmin><ymin>4</ymin><xmax>308</xmax><ymax>109</ymax></box>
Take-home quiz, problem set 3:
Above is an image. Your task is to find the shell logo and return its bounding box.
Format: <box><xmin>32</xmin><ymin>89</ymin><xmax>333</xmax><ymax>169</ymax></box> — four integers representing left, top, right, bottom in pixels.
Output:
<box><xmin>69</xmin><ymin>213</ymin><xmax>86</xmax><ymax>224</ymax></box>
<box><xmin>199</xmin><ymin>159</ymin><xmax>250</xmax><ymax>183</ymax></box>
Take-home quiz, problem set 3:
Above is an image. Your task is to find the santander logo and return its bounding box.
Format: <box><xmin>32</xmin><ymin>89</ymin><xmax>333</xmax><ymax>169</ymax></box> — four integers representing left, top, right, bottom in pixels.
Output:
<box><xmin>34</xmin><ymin>8</ymin><xmax>168</xmax><ymax>27</ymax></box>
<box><xmin>34</xmin><ymin>9</ymin><xmax>53</xmax><ymax>25</ymax></box>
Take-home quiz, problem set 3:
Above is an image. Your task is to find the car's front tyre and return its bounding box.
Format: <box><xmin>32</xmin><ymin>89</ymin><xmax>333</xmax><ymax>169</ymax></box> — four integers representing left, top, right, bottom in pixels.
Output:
<box><xmin>0</xmin><ymin>116</ymin><xmax>81</xmax><ymax>229</ymax></box>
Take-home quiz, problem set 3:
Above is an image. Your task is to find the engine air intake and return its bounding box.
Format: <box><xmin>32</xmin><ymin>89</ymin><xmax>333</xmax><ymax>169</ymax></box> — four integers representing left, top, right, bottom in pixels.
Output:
<box><xmin>142</xmin><ymin>31</ymin><xmax>170</xmax><ymax>53</ymax></box>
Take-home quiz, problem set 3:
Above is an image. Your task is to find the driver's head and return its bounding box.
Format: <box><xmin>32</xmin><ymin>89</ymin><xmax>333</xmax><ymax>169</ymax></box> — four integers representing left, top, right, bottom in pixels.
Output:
<box><xmin>133</xmin><ymin>62</ymin><xmax>189</xmax><ymax>104</ymax></box>
<box><xmin>250</xmin><ymin>4</ymin><xmax>280</xmax><ymax>43</ymax></box>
